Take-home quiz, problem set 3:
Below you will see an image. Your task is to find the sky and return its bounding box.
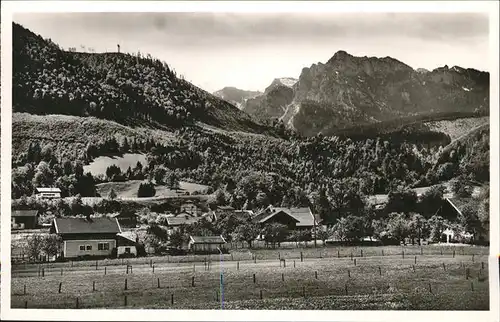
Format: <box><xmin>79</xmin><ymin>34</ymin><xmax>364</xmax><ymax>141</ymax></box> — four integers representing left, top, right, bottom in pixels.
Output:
<box><xmin>13</xmin><ymin>12</ymin><xmax>490</xmax><ymax>93</ymax></box>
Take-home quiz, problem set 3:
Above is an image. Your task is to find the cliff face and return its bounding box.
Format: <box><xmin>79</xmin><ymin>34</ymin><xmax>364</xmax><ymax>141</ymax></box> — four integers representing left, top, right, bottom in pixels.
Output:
<box><xmin>285</xmin><ymin>51</ymin><xmax>489</xmax><ymax>136</ymax></box>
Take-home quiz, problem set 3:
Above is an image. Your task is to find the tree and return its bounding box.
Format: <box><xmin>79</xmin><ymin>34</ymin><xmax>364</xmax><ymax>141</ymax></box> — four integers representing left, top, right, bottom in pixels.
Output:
<box><xmin>153</xmin><ymin>166</ymin><xmax>167</xmax><ymax>185</ymax></box>
<box><xmin>106</xmin><ymin>164</ymin><xmax>122</xmax><ymax>181</ymax></box>
<box><xmin>234</xmin><ymin>221</ymin><xmax>261</xmax><ymax>248</ymax></box>
<box><xmin>315</xmin><ymin>227</ymin><xmax>330</xmax><ymax>246</ymax></box>
<box><xmin>169</xmin><ymin>229</ymin><xmax>187</xmax><ymax>249</ymax></box>
<box><xmin>407</xmin><ymin>213</ymin><xmax>429</xmax><ymax>245</ymax></box>
<box><xmin>428</xmin><ymin>215</ymin><xmax>446</xmax><ymax>242</ymax></box>
<box><xmin>387</xmin><ymin>186</ymin><xmax>417</xmax><ymax>214</ymax></box>
<box><xmin>263</xmin><ymin>223</ymin><xmax>289</xmax><ymax>248</ymax></box>
<box><xmin>138</xmin><ymin>181</ymin><xmax>156</xmax><ymax>197</ymax></box>
<box><xmin>107</xmin><ymin>188</ymin><xmax>117</xmax><ymax>200</ymax></box>
<box><xmin>42</xmin><ymin>235</ymin><xmax>62</xmax><ymax>259</ymax></box>
<box><xmin>451</xmin><ymin>177</ymin><xmax>472</xmax><ymax>198</ymax></box>
<box><xmin>418</xmin><ymin>185</ymin><xmax>445</xmax><ymax>218</ymax></box>
<box><xmin>26</xmin><ymin>234</ymin><xmax>44</xmax><ymax>262</ymax></box>
<box><xmin>386</xmin><ymin>212</ymin><xmax>410</xmax><ymax>245</ymax></box>
<box><xmin>332</xmin><ymin>215</ymin><xmax>365</xmax><ymax>242</ymax></box>
<box><xmin>458</xmin><ymin>204</ymin><xmax>481</xmax><ymax>242</ymax></box>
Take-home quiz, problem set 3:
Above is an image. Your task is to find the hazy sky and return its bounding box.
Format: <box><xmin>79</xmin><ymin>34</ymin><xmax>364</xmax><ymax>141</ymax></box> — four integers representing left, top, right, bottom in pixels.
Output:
<box><xmin>14</xmin><ymin>12</ymin><xmax>489</xmax><ymax>92</ymax></box>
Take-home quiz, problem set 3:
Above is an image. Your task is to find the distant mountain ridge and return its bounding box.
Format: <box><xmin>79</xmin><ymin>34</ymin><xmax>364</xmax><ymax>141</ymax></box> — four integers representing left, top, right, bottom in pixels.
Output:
<box><xmin>220</xmin><ymin>50</ymin><xmax>489</xmax><ymax>136</ymax></box>
<box><xmin>213</xmin><ymin>87</ymin><xmax>262</xmax><ymax>110</ymax></box>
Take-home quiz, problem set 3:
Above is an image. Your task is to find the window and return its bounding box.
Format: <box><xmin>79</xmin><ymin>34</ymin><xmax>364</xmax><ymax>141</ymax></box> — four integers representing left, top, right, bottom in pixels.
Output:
<box><xmin>86</xmin><ymin>245</ymin><xmax>92</xmax><ymax>251</ymax></box>
<box><xmin>98</xmin><ymin>243</ymin><xmax>110</xmax><ymax>251</ymax></box>
<box><xmin>79</xmin><ymin>245</ymin><xmax>85</xmax><ymax>251</ymax></box>
<box><xmin>125</xmin><ymin>247</ymin><xmax>131</xmax><ymax>254</ymax></box>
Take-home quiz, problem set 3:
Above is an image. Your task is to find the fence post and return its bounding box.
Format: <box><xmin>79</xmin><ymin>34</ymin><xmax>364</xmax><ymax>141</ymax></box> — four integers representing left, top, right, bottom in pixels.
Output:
<box><xmin>125</xmin><ymin>278</ymin><xmax>128</xmax><ymax>290</ymax></box>
<box><xmin>231</xmin><ymin>253</ymin><xmax>233</xmax><ymax>261</ymax></box>
<box><xmin>42</xmin><ymin>268</ymin><xmax>45</xmax><ymax>277</ymax></box>
<box><xmin>472</xmin><ymin>254</ymin><xmax>475</xmax><ymax>262</ymax></box>
<box><xmin>192</xmin><ymin>276</ymin><xmax>195</xmax><ymax>287</ymax></box>
<box><xmin>157</xmin><ymin>278</ymin><xmax>160</xmax><ymax>288</ymax></box>
<box><xmin>361</xmin><ymin>250</ymin><xmax>363</xmax><ymax>257</ymax></box>
<box><xmin>453</xmin><ymin>250</ymin><xmax>455</xmax><ymax>258</ymax></box>
<box><xmin>412</xmin><ymin>264</ymin><xmax>415</xmax><ymax>272</ymax></box>
<box><xmin>482</xmin><ymin>262</ymin><xmax>485</xmax><ymax>269</ymax></box>
<box><xmin>153</xmin><ymin>265</ymin><xmax>155</xmax><ymax>273</ymax></box>
<box><xmin>337</xmin><ymin>250</ymin><xmax>340</xmax><ymax>258</ymax></box>
<box><xmin>260</xmin><ymin>290</ymin><xmax>263</xmax><ymax>300</ymax></box>
<box><xmin>315</xmin><ymin>271</ymin><xmax>318</xmax><ymax>279</ymax></box>
<box><xmin>382</xmin><ymin>249</ymin><xmax>384</xmax><ymax>256</ymax></box>
<box><xmin>254</xmin><ymin>255</ymin><xmax>257</xmax><ymax>264</ymax></box>
<box><xmin>294</xmin><ymin>260</ymin><xmax>296</xmax><ymax>268</ymax></box>
<box><xmin>302</xmin><ymin>286</ymin><xmax>306</xmax><ymax>298</ymax></box>
<box><xmin>429</xmin><ymin>283</ymin><xmax>432</xmax><ymax>294</ymax></box>
<box><xmin>350</xmin><ymin>252</ymin><xmax>353</xmax><ymax>261</ymax></box>
<box><xmin>237</xmin><ymin>261</ymin><xmax>239</xmax><ymax>270</ymax></box>
<box><xmin>402</xmin><ymin>250</ymin><xmax>405</xmax><ymax>259</ymax></box>
<box><xmin>253</xmin><ymin>273</ymin><xmax>256</xmax><ymax>283</ymax></box>
<box><xmin>24</xmin><ymin>284</ymin><xmax>26</xmax><ymax>295</ymax></box>
<box><xmin>283</xmin><ymin>259</ymin><xmax>286</xmax><ymax>268</ymax></box>
<box><xmin>378</xmin><ymin>266</ymin><xmax>382</xmax><ymax>276</ymax></box>
<box><xmin>348</xmin><ymin>269</ymin><xmax>351</xmax><ymax>278</ymax></box>
<box><xmin>124</xmin><ymin>295</ymin><xmax>128</xmax><ymax>307</ymax></box>
<box><xmin>414</xmin><ymin>256</ymin><xmax>417</xmax><ymax>264</ymax></box>
<box><xmin>420</xmin><ymin>247</ymin><xmax>423</xmax><ymax>255</ymax></box>
<box><xmin>126</xmin><ymin>265</ymin><xmax>129</xmax><ymax>274</ymax></box>
<box><xmin>58</xmin><ymin>282</ymin><xmax>62</xmax><ymax>293</ymax></box>
<box><xmin>345</xmin><ymin>284</ymin><xmax>348</xmax><ymax>295</ymax></box>
<box><xmin>96</xmin><ymin>260</ymin><xmax>98</xmax><ymax>270</ymax></box>
<box><xmin>25</xmin><ymin>301</ymin><xmax>28</xmax><ymax>309</ymax></box>
<box><xmin>300</xmin><ymin>252</ymin><xmax>303</xmax><ymax>262</ymax></box>
<box><xmin>278</xmin><ymin>252</ymin><xmax>280</xmax><ymax>260</ymax></box>
<box><xmin>171</xmin><ymin>294</ymin><xmax>174</xmax><ymax>305</ymax></box>
<box><xmin>282</xmin><ymin>273</ymin><xmax>284</xmax><ymax>281</ymax></box>
<box><xmin>216</xmin><ymin>290</ymin><xmax>219</xmax><ymax>302</ymax></box>
<box><xmin>193</xmin><ymin>263</ymin><xmax>195</xmax><ymax>273</ymax></box>
<box><xmin>443</xmin><ymin>263</ymin><xmax>446</xmax><ymax>271</ymax></box>
<box><xmin>440</xmin><ymin>248</ymin><xmax>443</xmax><ymax>255</ymax></box>
<box><xmin>105</xmin><ymin>267</ymin><xmax>107</xmax><ymax>275</ymax></box>
<box><xmin>93</xmin><ymin>281</ymin><xmax>95</xmax><ymax>292</ymax></box>
<box><xmin>466</xmin><ymin>268</ymin><xmax>470</xmax><ymax>280</ymax></box>
<box><xmin>471</xmin><ymin>281</ymin><xmax>474</xmax><ymax>291</ymax></box>
<box><xmin>354</xmin><ymin>258</ymin><xmax>357</xmax><ymax>266</ymax></box>
<box><xmin>76</xmin><ymin>297</ymin><xmax>79</xmax><ymax>309</ymax></box>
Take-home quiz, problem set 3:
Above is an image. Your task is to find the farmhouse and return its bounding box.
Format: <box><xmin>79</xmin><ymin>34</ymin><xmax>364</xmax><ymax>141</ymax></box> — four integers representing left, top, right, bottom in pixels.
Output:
<box><xmin>253</xmin><ymin>206</ymin><xmax>320</xmax><ymax>230</ymax></box>
<box><xmin>435</xmin><ymin>197</ymin><xmax>488</xmax><ymax>242</ymax></box>
<box><xmin>113</xmin><ymin>210</ymin><xmax>139</xmax><ymax>228</ymax></box>
<box><xmin>35</xmin><ymin>187</ymin><xmax>61</xmax><ymax>199</ymax></box>
<box><xmin>166</xmin><ymin>215</ymin><xmax>201</xmax><ymax>233</ymax></box>
<box><xmin>116</xmin><ymin>233</ymin><xmax>138</xmax><ymax>257</ymax></box>
<box><xmin>11</xmin><ymin>210</ymin><xmax>39</xmax><ymax>229</ymax></box>
<box><xmin>179</xmin><ymin>200</ymin><xmax>198</xmax><ymax>214</ymax></box>
<box><xmin>50</xmin><ymin>217</ymin><xmax>122</xmax><ymax>259</ymax></box>
<box><xmin>188</xmin><ymin>235</ymin><xmax>227</xmax><ymax>253</ymax></box>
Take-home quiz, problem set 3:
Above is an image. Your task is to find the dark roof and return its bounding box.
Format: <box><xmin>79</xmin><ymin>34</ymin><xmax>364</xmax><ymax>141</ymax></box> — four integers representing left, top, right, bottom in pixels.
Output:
<box><xmin>253</xmin><ymin>206</ymin><xmax>319</xmax><ymax>227</ymax></box>
<box><xmin>166</xmin><ymin>216</ymin><xmax>200</xmax><ymax>226</ymax></box>
<box><xmin>446</xmin><ymin>197</ymin><xmax>480</xmax><ymax>214</ymax></box>
<box><xmin>116</xmin><ymin>233</ymin><xmax>137</xmax><ymax>245</ymax></box>
<box><xmin>113</xmin><ymin>212</ymin><xmax>139</xmax><ymax>218</ymax></box>
<box><xmin>53</xmin><ymin>217</ymin><xmax>121</xmax><ymax>234</ymax></box>
<box><xmin>12</xmin><ymin>210</ymin><xmax>38</xmax><ymax>217</ymax></box>
<box><xmin>190</xmin><ymin>235</ymin><xmax>226</xmax><ymax>244</ymax></box>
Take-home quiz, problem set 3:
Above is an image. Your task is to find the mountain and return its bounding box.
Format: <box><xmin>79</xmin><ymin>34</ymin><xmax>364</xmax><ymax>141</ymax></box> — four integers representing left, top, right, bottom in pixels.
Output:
<box><xmin>241</xmin><ymin>77</ymin><xmax>298</xmax><ymax>122</ymax></box>
<box><xmin>213</xmin><ymin>87</ymin><xmax>262</xmax><ymax>110</ymax></box>
<box><xmin>260</xmin><ymin>51</ymin><xmax>488</xmax><ymax>136</ymax></box>
<box><xmin>12</xmin><ymin>22</ymin><xmax>270</xmax><ymax>134</ymax></box>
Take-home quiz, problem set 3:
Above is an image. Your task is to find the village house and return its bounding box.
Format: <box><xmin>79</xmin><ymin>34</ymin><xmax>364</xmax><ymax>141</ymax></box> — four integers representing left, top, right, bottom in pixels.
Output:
<box><xmin>165</xmin><ymin>215</ymin><xmax>201</xmax><ymax>234</ymax></box>
<box><xmin>35</xmin><ymin>187</ymin><xmax>61</xmax><ymax>199</ymax></box>
<box><xmin>11</xmin><ymin>209</ymin><xmax>39</xmax><ymax>229</ymax></box>
<box><xmin>113</xmin><ymin>210</ymin><xmax>139</xmax><ymax>228</ymax></box>
<box><xmin>188</xmin><ymin>235</ymin><xmax>227</xmax><ymax>253</ymax></box>
<box><xmin>50</xmin><ymin>217</ymin><xmax>122</xmax><ymax>259</ymax></box>
<box><xmin>116</xmin><ymin>233</ymin><xmax>139</xmax><ymax>257</ymax></box>
<box><xmin>435</xmin><ymin>197</ymin><xmax>488</xmax><ymax>243</ymax></box>
<box><xmin>253</xmin><ymin>206</ymin><xmax>321</xmax><ymax>230</ymax></box>
<box><xmin>179</xmin><ymin>200</ymin><xmax>198</xmax><ymax>215</ymax></box>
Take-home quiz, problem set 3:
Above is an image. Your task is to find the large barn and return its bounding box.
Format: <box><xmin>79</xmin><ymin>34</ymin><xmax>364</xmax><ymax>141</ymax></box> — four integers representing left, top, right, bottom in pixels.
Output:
<box><xmin>252</xmin><ymin>206</ymin><xmax>320</xmax><ymax>230</ymax></box>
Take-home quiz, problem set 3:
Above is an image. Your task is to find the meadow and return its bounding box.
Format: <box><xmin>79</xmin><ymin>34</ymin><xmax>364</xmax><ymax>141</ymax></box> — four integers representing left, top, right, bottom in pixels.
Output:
<box><xmin>11</xmin><ymin>245</ymin><xmax>489</xmax><ymax>310</ymax></box>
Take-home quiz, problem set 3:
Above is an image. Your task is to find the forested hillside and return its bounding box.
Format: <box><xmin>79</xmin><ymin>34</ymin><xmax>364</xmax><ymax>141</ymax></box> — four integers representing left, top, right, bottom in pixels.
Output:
<box><xmin>12</xmin><ymin>23</ymin><xmax>269</xmax><ymax>133</ymax></box>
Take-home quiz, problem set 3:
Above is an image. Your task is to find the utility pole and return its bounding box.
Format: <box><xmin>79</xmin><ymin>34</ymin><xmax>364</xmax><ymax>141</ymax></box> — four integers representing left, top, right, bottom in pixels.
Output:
<box><xmin>117</xmin><ymin>44</ymin><xmax>120</xmax><ymax>53</ymax></box>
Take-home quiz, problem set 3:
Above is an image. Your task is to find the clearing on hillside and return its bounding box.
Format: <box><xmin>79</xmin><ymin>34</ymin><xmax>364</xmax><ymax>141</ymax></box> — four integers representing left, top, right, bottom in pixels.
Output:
<box><xmin>83</xmin><ymin>153</ymin><xmax>148</xmax><ymax>176</ymax></box>
<box><xmin>95</xmin><ymin>180</ymin><xmax>210</xmax><ymax>198</ymax></box>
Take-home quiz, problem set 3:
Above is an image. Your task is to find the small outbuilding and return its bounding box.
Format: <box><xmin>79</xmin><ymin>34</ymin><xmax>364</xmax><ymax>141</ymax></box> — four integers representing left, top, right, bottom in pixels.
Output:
<box><xmin>35</xmin><ymin>187</ymin><xmax>61</xmax><ymax>199</ymax></box>
<box><xmin>116</xmin><ymin>233</ymin><xmax>138</xmax><ymax>257</ymax></box>
<box><xmin>188</xmin><ymin>235</ymin><xmax>227</xmax><ymax>254</ymax></box>
<box><xmin>12</xmin><ymin>210</ymin><xmax>39</xmax><ymax>229</ymax></box>
<box><xmin>113</xmin><ymin>210</ymin><xmax>139</xmax><ymax>228</ymax></box>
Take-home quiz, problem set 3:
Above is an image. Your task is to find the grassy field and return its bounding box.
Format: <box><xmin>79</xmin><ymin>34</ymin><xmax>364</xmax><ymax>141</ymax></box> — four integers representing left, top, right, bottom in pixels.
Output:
<box><xmin>11</xmin><ymin>245</ymin><xmax>489</xmax><ymax>310</ymax></box>
<box><xmin>83</xmin><ymin>153</ymin><xmax>148</xmax><ymax>176</ymax></box>
<box><xmin>95</xmin><ymin>180</ymin><xmax>210</xmax><ymax>199</ymax></box>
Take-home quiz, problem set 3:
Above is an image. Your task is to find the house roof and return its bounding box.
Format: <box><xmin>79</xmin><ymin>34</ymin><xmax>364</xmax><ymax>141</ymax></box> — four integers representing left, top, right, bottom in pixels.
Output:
<box><xmin>446</xmin><ymin>197</ymin><xmax>480</xmax><ymax>215</ymax></box>
<box><xmin>116</xmin><ymin>233</ymin><xmax>137</xmax><ymax>244</ymax></box>
<box><xmin>217</xmin><ymin>206</ymin><xmax>235</xmax><ymax>211</ymax></box>
<box><xmin>52</xmin><ymin>217</ymin><xmax>121</xmax><ymax>234</ymax></box>
<box><xmin>113</xmin><ymin>212</ymin><xmax>139</xmax><ymax>218</ymax></box>
<box><xmin>189</xmin><ymin>235</ymin><xmax>226</xmax><ymax>244</ymax></box>
<box><xmin>253</xmin><ymin>206</ymin><xmax>319</xmax><ymax>227</ymax></box>
<box><xmin>12</xmin><ymin>210</ymin><xmax>38</xmax><ymax>217</ymax></box>
<box><xmin>166</xmin><ymin>216</ymin><xmax>200</xmax><ymax>226</ymax></box>
<box><xmin>36</xmin><ymin>187</ymin><xmax>61</xmax><ymax>193</ymax></box>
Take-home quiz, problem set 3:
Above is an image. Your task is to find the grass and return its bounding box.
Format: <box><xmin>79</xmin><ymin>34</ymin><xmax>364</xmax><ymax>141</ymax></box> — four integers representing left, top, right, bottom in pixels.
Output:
<box><xmin>83</xmin><ymin>153</ymin><xmax>148</xmax><ymax>176</ymax></box>
<box><xmin>95</xmin><ymin>180</ymin><xmax>210</xmax><ymax>199</ymax></box>
<box><xmin>11</xmin><ymin>245</ymin><xmax>489</xmax><ymax>310</ymax></box>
